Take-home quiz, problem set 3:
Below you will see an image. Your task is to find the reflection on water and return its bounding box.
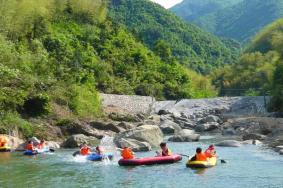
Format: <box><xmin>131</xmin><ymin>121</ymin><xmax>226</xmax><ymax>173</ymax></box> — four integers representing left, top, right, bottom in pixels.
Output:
<box><xmin>0</xmin><ymin>153</ymin><xmax>11</xmax><ymax>164</ymax></box>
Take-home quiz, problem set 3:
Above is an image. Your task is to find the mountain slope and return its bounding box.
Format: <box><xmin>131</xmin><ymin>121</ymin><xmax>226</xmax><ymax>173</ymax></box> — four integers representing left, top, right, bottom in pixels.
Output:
<box><xmin>109</xmin><ymin>0</ymin><xmax>237</xmax><ymax>74</ymax></box>
<box><xmin>172</xmin><ymin>0</ymin><xmax>283</xmax><ymax>42</ymax></box>
<box><xmin>171</xmin><ymin>0</ymin><xmax>242</xmax><ymax>21</ymax></box>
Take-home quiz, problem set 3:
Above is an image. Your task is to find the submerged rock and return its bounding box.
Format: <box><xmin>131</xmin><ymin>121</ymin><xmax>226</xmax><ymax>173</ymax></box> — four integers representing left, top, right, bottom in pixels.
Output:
<box><xmin>216</xmin><ymin>140</ymin><xmax>242</xmax><ymax>147</ymax></box>
<box><xmin>279</xmin><ymin>149</ymin><xmax>283</xmax><ymax>155</ymax></box>
<box><xmin>222</xmin><ymin>128</ymin><xmax>237</xmax><ymax>136</ymax></box>
<box><xmin>62</xmin><ymin>134</ymin><xmax>99</xmax><ymax>148</ymax></box>
<box><xmin>46</xmin><ymin>141</ymin><xmax>61</xmax><ymax>149</ymax></box>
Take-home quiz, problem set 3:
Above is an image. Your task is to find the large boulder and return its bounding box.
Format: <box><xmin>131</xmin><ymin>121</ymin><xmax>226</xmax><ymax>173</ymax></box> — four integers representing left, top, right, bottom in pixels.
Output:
<box><xmin>117</xmin><ymin>122</ymin><xmax>136</xmax><ymax>130</ymax></box>
<box><xmin>168</xmin><ymin>129</ymin><xmax>200</xmax><ymax>142</ymax></box>
<box><xmin>216</xmin><ymin>140</ymin><xmax>242</xmax><ymax>147</ymax></box>
<box><xmin>62</xmin><ymin>134</ymin><xmax>99</xmax><ymax>148</ymax></box>
<box><xmin>195</xmin><ymin>122</ymin><xmax>219</xmax><ymax>132</ymax></box>
<box><xmin>29</xmin><ymin>137</ymin><xmax>40</xmax><ymax>145</ymax></box>
<box><xmin>242</xmin><ymin>133</ymin><xmax>267</xmax><ymax>141</ymax></box>
<box><xmin>60</xmin><ymin>122</ymin><xmax>110</xmax><ymax>139</ymax></box>
<box><xmin>115</xmin><ymin>138</ymin><xmax>151</xmax><ymax>152</ymax></box>
<box><xmin>114</xmin><ymin>125</ymin><xmax>163</xmax><ymax>148</ymax></box>
<box><xmin>159</xmin><ymin>120</ymin><xmax>182</xmax><ymax>134</ymax></box>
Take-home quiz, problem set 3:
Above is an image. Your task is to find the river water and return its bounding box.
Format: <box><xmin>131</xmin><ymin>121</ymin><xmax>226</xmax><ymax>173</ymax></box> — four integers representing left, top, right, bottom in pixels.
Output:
<box><xmin>1</xmin><ymin>137</ymin><xmax>283</xmax><ymax>188</ymax></box>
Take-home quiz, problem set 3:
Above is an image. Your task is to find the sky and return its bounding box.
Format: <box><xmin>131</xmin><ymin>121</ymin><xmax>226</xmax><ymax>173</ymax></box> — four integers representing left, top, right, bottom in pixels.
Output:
<box><xmin>150</xmin><ymin>0</ymin><xmax>183</xmax><ymax>9</ymax></box>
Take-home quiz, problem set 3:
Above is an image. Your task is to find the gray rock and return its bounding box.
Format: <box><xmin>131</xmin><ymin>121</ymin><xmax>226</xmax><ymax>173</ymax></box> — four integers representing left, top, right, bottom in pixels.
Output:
<box><xmin>222</xmin><ymin>128</ymin><xmax>237</xmax><ymax>136</ymax></box>
<box><xmin>168</xmin><ymin>129</ymin><xmax>200</xmax><ymax>142</ymax></box>
<box><xmin>242</xmin><ymin>140</ymin><xmax>262</xmax><ymax>145</ymax></box>
<box><xmin>159</xmin><ymin>120</ymin><xmax>182</xmax><ymax>134</ymax></box>
<box><xmin>279</xmin><ymin>149</ymin><xmax>283</xmax><ymax>155</ymax></box>
<box><xmin>4</xmin><ymin>135</ymin><xmax>25</xmax><ymax>150</ymax></box>
<box><xmin>198</xmin><ymin>115</ymin><xmax>222</xmax><ymax>124</ymax></box>
<box><xmin>243</xmin><ymin>133</ymin><xmax>267</xmax><ymax>141</ymax></box>
<box><xmin>62</xmin><ymin>134</ymin><xmax>99</xmax><ymax>148</ymax></box>
<box><xmin>114</xmin><ymin>125</ymin><xmax>163</xmax><ymax>148</ymax></box>
<box><xmin>195</xmin><ymin>122</ymin><xmax>219</xmax><ymax>132</ymax></box>
<box><xmin>46</xmin><ymin>141</ymin><xmax>61</xmax><ymax>149</ymax></box>
<box><xmin>115</xmin><ymin>138</ymin><xmax>151</xmax><ymax>152</ymax></box>
<box><xmin>117</xmin><ymin>122</ymin><xmax>135</xmax><ymax>130</ymax></box>
<box><xmin>90</xmin><ymin>121</ymin><xmax>122</xmax><ymax>133</ymax></box>
<box><xmin>275</xmin><ymin>145</ymin><xmax>283</xmax><ymax>151</ymax></box>
<box><xmin>216</xmin><ymin>140</ymin><xmax>242</xmax><ymax>147</ymax></box>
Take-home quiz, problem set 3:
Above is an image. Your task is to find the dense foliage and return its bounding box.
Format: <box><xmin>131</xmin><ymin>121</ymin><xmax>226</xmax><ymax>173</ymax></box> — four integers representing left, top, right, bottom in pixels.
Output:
<box><xmin>109</xmin><ymin>0</ymin><xmax>237</xmax><ymax>74</ymax></box>
<box><xmin>212</xmin><ymin>18</ymin><xmax>283</xmax><ymax>111</ymax></box>
<box><xmin>0</xmin><ymin>0</ymin><xmax>218</xmax><ymax>136</ymax></box>
<box><xmin>171</xmin><ymin>0</ymin><xmax>283</xmax><ymax>42</ymax></box>
<box><xmin>171</xmin><ymin>0</ymin><xmax>242</xmax><ymax>21</ymax></box>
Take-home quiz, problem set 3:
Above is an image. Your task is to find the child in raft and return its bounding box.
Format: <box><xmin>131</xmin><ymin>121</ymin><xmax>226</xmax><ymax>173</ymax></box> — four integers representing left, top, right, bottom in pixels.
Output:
<box><xmin>204</xmin><ymin>144</ymin><xmax>217</xmax><ymax>158</ymax></box>
<box><xmin>80</xmin><ymin>142</ymin><xmax>91</xmax><ymax>156</ymax></box>
<box><xmin>26</xmin><ymin>140</ymin><xmax>37</xmax><ymax>152</ymax></box>
<box><xmin>37</xmin><ymin>139</ymin><xmax>46</xmax><ymax>149</ymax></box>
<box><xmin>121</xmin><ymin>147</ymin><xmax>134</xmax><ymax>159</ymax></box>
<box><xmin>156</xmin><ymin>142</ymin><xmax>172</xmax><ymax>157</ymax></box>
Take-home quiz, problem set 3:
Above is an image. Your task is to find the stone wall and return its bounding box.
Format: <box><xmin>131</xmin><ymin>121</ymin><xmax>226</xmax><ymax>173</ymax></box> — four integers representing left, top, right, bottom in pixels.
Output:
<box><xmin>100</xmin><ymin>93</ymin><xmax>155</xmax><ymax>115</ymax></box>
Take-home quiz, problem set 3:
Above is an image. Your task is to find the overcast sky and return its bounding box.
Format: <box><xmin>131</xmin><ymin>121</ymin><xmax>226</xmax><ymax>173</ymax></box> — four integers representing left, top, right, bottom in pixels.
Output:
<box><xmin>150</xmin><ymin>0</ymin><xmax>183</xmax><ymax>9</ymax></box>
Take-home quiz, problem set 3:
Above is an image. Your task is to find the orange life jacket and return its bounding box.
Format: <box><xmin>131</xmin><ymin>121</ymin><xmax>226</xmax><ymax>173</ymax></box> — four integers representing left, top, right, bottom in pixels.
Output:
<box><xmin>121</xmin><ymin>148</ymin><xmax>134</xmax><ymax>159</ymax></box>
<box><xmin>0</xmin><ymin>136</ymin><xmax>8</xmax><ymax>147</ymax></box>
<box><xmin>80</xmin><ymin>147</ymin><xmax>91</xmax><ymax>156</ymax></box>
<box><xmin>26</xmin><ymin>143</ymin><xmax>34</xmax><ymax>151</ymax></box>
<box><xmin>196</xmin><ymin>152</ymin><xmax>208</xmax><ymax>161</ymax></box>
<box><xmin>37</xmin><ymin>143</ymin><xmax>44</xmax><ymax>149</ymax></box>
<box><xmin>162</xmin><ymin>148</ymin><xmax>172</xmax><ymax>156</ymax></box>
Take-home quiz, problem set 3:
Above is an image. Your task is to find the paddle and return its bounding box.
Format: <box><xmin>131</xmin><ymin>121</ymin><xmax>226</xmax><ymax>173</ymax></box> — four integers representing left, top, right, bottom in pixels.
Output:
<box><xmin>72</xmin><ymin>151</ymin><xmax>80</xmax><ymax>157</ymax></box>
<box><xmin>178</xmin><ymin>154</ymin><xmax>190</xmax><ymax>158</ymax></box>
<box><xmin>49</xmin><ymin>148</ymin><xmax>55</xmax><ymax>153</ymax></box>
<box><xmin>220</xmin><ymin>159</ymin><xmax>227</xmax><ymax>164</ymax></box>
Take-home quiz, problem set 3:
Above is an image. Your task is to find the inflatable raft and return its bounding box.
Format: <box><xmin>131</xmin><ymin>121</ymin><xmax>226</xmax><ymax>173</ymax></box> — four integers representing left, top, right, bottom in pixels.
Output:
<box><xmin>23</xmin><ymin>148</ymin><xmax>50</xmax><ymax>156</ymax></box>
<box><xmin>118</xmin><ymin>155</ymin><xmax>182</xmax><ymax>166</ymax></box>
<box><xmin>86</xmin><ymin>153</ymin><xmax>113</xmax><ymax>161</ymax></box>
<box><xmin>0</xmin><ymin>146</ymin><xmax>11</xmax><ymax>152</ymax></box>
<box><xmin>186</xmin><ymin>157</ymin><xmax>217</xmax><ymax>168</ymax></box>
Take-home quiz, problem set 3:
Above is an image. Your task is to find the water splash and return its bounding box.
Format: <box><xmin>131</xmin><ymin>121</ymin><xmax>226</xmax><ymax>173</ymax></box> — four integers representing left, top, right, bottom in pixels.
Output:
<box><xmin>99</xmin><ymin>135</ymin><xmax>119</xmax><ymax>163</ymax></box>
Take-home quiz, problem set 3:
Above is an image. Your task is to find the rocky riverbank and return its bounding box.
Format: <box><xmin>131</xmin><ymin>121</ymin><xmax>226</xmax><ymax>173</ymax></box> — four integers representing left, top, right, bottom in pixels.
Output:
<box><xmin>4</xmin><ymin>94</ymin><xmax>283</xmax><ymax>155</ymax></box>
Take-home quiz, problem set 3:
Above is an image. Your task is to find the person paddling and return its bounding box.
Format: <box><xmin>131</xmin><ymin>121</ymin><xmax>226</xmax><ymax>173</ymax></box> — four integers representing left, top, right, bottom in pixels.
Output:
<box><xmin>37</xmin><ymin>139</ymin><xmax>46</xmax><ymax>150</ymax></box>
<box><xmin>26</xmin><ymin>141</ymin><xmax>37</xmax><ymax>153</ymax></box>
<box><xmin>156</xmin><ymin>142</ymin><xmax>172</xmax><ymax>157</ymax></box>
<box><xmin>95</xmin><ymin>146</ymin><xmax>105</xmax><ymax>155</ymax></box>
<box><xmin>80</xmin><ymin>142</ymin><xmax>91</xmax><ymax>156</ymax></box>
<box><xmin>191</xmin><ymin>147</ymin><xmax>208</xmax><ymax>161</ymax></box>
<box><xmin>121</xmin><ymin>147</ymin><xmax>134</xmax><ymax>159</ymax></box>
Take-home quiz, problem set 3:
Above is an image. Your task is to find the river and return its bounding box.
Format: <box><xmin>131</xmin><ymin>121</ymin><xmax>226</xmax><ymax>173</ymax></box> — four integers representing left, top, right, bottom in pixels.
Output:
<box><xmin>1</xmin><ymin>136</ymin><xmax>283</xmax><ymax>188</ymax></box>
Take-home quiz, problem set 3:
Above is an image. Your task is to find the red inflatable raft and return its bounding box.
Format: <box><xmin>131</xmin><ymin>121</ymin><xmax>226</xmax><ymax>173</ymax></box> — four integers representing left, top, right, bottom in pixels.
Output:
<box><xmin>118</xmin><ymin>155</ymin><xmax>182</xmax><ymax>166</ymax></box>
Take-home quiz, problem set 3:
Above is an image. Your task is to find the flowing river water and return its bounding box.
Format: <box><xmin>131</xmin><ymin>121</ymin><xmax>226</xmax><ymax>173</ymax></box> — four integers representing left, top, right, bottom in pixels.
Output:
<box><xmin>1</xmin><ymin>136</ymin><xmax>283</xmax><ymax>188</ymax></box>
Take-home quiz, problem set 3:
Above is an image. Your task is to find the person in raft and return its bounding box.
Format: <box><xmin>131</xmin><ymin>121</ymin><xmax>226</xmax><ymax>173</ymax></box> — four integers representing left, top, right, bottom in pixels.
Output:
<box><xmin>0</xmin><ymin>135</ymin><xmax>8</xmax><ymax>147</ymax></box>
<box><xmin>156</xmin><ymin>142</ymin><xmax>172</xmax><ymax>157</ymax></box>
<box><xmin>80</xmin><ymin>142</ymin><xmax>91</xmax><ymax>156</ymax></box>
<box><xmin>26</xmin><ymin>141</ymin><xmax>37</xmax><ymax>152</ymax></box>
<box><xmin>121</xmin><ymin>147</ymin><xmax>134</xmax><ymax>159</ymax></box>
<box><xmin>37</xmin><ymin>139</ymin><xmax>46</xmax><ymax>150</ymax></box>
<box><xmin>205</xmin><ymin>144</ymin><xmax>216</xmax><ymax>158</ymax></box>
<box><xmin>95</xmin><ymin>146</ymin><xmax>105</xmax><ymax>155</ymax></box>
<box><xmin>191</xmin><ymin>147</ymin><xmax>208</xmax><ymax>161</ymax></box>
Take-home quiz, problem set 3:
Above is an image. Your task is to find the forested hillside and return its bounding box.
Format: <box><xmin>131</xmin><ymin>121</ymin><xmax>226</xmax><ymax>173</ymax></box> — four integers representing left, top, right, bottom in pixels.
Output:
<box><xmin>171</xmin><ymin>0</ymin><xmax>283</xmax><ymax>42</ymax></box>
<box><xmin>0</xmin><ymin>0</ymin><xmax>217</xmax><ymax>137</ymax></box>
<box><xmin>109</xmin><ymin>0</ymin><xmax>237</xmax><ymax>74</ymax></box>
<box><xmin>171</xmin><ymin>0</ymin><xmax>242</xmax><ymax>21</ymax></box>
<box><xmin>212</xmin><ymin>18</ymin><xmax>283</xmax><ymax>111</ymax></box>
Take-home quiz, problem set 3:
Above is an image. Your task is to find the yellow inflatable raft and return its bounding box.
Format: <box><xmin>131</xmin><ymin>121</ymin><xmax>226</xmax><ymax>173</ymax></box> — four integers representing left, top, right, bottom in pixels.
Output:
<box><xmin>186</xmin><ymin>157</ymin><xmax>217</xmax><ymax>168</ymax></box>
<box><xmin>0</xmin><ymin>146</ymin><xmax>11</xmax><ymax>152</ymax></box>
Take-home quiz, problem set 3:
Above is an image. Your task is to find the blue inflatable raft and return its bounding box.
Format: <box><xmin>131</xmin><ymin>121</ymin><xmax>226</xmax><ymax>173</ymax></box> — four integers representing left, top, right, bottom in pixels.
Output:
<box><xmin>86</xmin><ymin>153</ymin><xmax>113</xmax><ymax>161</ymax></box>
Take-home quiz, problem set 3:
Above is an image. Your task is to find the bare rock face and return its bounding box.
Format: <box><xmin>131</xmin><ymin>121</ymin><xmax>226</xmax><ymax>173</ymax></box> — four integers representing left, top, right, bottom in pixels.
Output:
<box><xmin>62</xmin><ymin>134</ymin><xmax>99</xmax><ymax>148</ymax></box>
<box><xmin>168</xmin><ymin>129</ymin><xmax>200</xmax><ymax>142</ymax></box>
<box><xmin>114</xmin><ymin>125</ymin><xmax>163</xmax><ymax>149</ymax></box>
